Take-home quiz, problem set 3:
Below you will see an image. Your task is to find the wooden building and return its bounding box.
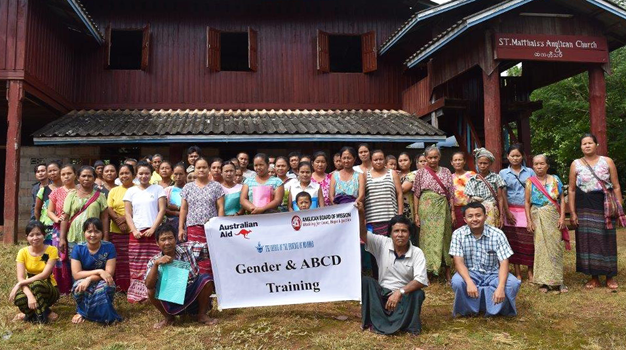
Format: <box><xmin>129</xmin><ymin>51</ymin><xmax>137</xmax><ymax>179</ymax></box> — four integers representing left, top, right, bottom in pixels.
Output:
<box><xmin>2</xmin><ymin>0</ymin><xmax>626</xmax><ymax>242</ymax></box>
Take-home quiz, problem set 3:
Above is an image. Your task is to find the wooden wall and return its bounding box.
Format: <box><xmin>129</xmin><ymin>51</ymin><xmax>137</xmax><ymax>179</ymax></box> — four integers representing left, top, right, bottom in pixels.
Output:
<box><xmin>73</xmin><ymin>0</ymin><xmax>410</xmax><ymax>110</ymax></box>
<box><xmin>0</xmin><ymin>0</ymin><xmax>27</xmax><ymax>74</ymax></box>
<box><xmin>24</xmin><ymin>0</ymin><xmax>80</xmax><ymax>106</ymax></box>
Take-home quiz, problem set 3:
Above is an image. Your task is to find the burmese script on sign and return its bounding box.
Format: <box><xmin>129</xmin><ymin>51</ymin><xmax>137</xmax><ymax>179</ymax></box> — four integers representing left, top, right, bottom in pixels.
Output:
<box><xmin>494</xmin><ymin>33</ymin><xmax>608</xmax><ymax>63</ymax></box>
<box><xmin>205</xmin><ymin>204</ymin><xmax>361</xmax><ymax>310</ymax></box>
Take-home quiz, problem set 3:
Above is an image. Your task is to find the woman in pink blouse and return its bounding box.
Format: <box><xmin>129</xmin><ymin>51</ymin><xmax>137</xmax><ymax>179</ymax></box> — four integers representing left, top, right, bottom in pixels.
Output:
<box><xmin>413</xmin><ymin>146</ymin><xmax>455</xmax><ymax>280</ymax></box>
<box><xmin>311</xmin><ymin>151</ymin><xmax>332</xmax><ymax>206</ymax></box>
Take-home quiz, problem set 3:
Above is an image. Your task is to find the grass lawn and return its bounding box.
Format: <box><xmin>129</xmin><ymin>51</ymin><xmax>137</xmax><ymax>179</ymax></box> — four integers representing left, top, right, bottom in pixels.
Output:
<box><xmin>1</xmin><ymin>231</ymin><xmax>626</xmax><ymax>350</ymax></box>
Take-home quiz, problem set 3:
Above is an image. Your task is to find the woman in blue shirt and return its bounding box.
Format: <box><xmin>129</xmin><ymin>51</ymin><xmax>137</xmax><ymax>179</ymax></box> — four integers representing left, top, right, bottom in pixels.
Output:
<box><xmin>499</xmin><ymin>144</ymin><xmax>535</xmax><ymax>281</ymax></box>
<box><xmin>70</xmin><ymin>217</ymin><xmax>122</xmax><ymax>324</ymax></box>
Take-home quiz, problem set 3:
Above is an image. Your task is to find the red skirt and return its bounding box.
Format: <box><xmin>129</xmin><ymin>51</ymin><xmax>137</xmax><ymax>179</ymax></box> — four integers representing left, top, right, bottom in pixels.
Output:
<box><xmin>127</xmin><ymin>230</ymin><xmax>161</xmax><ymax>303</ymax></box>
<box><xmin>187</xmin><ymin>225</ymin><xmax>212</xmax><ymax>276</ymax></box>
<box><xmin>503</xmin><ymin>205</ymin><xmax>534</xmax><ymax>266</ymax></box>
<box><xmin>453</xmin><ymin>206</ymin><xmax>465</xmax><ymax>231</ymax></box>
<box><xmin>110</xmin><ymin>233</ymin><xmax>130</xmax><ymax>292</ymax></box>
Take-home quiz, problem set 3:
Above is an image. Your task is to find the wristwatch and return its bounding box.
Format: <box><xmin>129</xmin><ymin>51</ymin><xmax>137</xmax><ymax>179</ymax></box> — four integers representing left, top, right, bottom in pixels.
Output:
<box><xmin>399</xmin><ymin>288</ymin><xmax>406</xmax><ymax>295</ymax></box>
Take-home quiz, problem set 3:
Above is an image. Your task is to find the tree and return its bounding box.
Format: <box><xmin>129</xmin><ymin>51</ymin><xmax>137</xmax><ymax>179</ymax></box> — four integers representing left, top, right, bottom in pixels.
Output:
<box><xmin>530</xmin><ymin>47</ymin><xmax>626</xmax><ymax>188</ymax></box>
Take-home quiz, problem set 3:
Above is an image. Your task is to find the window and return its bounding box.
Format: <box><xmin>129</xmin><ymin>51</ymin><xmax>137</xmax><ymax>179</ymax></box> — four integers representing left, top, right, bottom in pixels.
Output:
<box><xmin>317</xmin><ymin>30</ymin><xmax>377</xmax><ymax>73</ymax></box>
<box><xmin>105</xmin><ymin>24</ymin><xmax>150</xmax><ymax>70</ymax></box>
<box><xmin>207</xmin><ymin>27</ymin><xmax>258</xmax><ymax>72</ymax></box>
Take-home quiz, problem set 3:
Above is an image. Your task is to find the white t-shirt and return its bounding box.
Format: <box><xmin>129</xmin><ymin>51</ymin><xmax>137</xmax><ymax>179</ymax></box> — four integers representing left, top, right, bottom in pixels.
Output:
<box><xmin>122</xmin><ymin>185</ymin><xmax>166</xmax><ymax>230</ymax></box>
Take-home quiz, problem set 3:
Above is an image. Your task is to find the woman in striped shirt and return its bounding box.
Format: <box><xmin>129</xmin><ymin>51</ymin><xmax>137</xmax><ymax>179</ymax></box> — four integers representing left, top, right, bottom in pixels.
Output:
<box><xmin>365</xmin><ymin>150</ymin><xmax>403</xmax><ymax>279</ymax></box>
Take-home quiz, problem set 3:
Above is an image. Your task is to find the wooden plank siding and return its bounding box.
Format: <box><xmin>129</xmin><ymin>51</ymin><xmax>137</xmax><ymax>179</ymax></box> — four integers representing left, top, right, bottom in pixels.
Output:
<box><xmin>401</xmin><ymin>77</ymin><xmax>430</xmax><ymax>116</ymax></box>
<box><xmin>0</xmin><ymin>0</ymin><xmax>28</xmax><ymax>72</ymax></box>
<box><xmin>23</xmin><ymin>0</ymin><xmax>79</xmax><ymax>106</ymax></box>
<box><xmin>71</xmin><ymin>0</ymin><xmax>410</xmax><ymax>110</ymax></box>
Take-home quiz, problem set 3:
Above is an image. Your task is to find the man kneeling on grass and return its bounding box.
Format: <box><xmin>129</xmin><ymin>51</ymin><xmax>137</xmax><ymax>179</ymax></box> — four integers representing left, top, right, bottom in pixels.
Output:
<box><xmin>450</xmin><ymin>202</ymin><xmax>521</xmax><ymax>317</ymax></box>
<box><xmin>145</xmin><ymin>224</ymin><xmax>217</xmax><ymax>329</ymax></box>
<box><xmin>357</xmin><ymin>202</ymin><xmax>428</xmax><ymax>335</ymax></box>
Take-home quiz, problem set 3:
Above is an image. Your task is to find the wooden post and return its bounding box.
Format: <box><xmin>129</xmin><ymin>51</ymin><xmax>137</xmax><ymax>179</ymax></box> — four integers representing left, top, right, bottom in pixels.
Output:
<box><xmin>589</xmin><ymin>65</ymin><xmax>608</xmax><ymax>156</ymax></box>
<box><xmin>4</xmin><ymin>80</ymin><xmax>24</xmax><ymax>244</ymax></box>
<box><xmin>483</xmin><ymin>70</ymin><xmax>502</xmax><ymax>170</ymax></box>
<box><xmin>517</xmin><ymin>112</ymin><xmax>532</xmax><ymax>165</ymax></box>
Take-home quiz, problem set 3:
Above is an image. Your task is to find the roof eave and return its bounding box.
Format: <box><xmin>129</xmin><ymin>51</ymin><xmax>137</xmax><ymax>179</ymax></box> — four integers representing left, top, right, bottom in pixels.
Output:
<box><xmin>66</xmin><ymin>0</ymin><xmax>104</xmax><ymax>45</ymax></box>
<box><xmin>405</xmin><ymin>0</ymin><xmax>536</xmax><ymax>69</ymax></box>
<box><xmin>380</xmin><ymin>0</ymin><xmax>479</xmax><ymax>56</ymax></box>
<box><xmin>586</xmin><ymin>0</ymin><xmax>626</xmax><ymax>21</ymax></box>
<box><xmin>33</xmin><ymin>134</ymin><xmax>447</xmax><ymax>145</ymax></box>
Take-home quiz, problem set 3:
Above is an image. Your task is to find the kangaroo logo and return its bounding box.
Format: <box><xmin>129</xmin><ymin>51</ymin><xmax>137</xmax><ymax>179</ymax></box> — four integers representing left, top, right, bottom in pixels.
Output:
<box><xmin>236</xmin><ymin>229</ymin><xmax>252</xmax><ymax>239</ymax></box>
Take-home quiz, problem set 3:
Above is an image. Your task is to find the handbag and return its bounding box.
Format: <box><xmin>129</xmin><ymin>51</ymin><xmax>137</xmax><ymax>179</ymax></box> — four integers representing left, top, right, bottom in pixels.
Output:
<box><xmin>529</xmin><ymin>177</ymin><xmax>571</xmax><ymax>250</ymax></box>
<box><xmin>580</xmin><ymin>158</ymin><xmax>626</xmax><ymax>228</ymax></box>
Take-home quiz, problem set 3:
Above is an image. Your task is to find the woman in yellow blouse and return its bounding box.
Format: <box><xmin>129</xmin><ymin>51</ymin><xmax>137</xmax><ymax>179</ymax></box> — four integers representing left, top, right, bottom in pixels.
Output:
<box><xmin>107</xmin><ymin>164</ymin><xmax>135</xmax><ymax>292</ymax></box>
<box><xmin>9</xmin><ymin>221</ymin><xmax>60</xmax><ymax>324</ymax></box>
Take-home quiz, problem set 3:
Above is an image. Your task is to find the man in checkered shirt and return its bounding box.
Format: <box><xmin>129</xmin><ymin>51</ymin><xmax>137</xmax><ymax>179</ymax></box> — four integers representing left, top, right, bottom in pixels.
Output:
<box><xmin>449</xmin><ymin>202</ymin><xmax>521</xmax><ymax>317</ymax></box>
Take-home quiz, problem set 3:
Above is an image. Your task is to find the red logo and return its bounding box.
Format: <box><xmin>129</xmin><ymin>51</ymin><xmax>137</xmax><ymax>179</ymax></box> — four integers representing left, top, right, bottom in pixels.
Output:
<box><xmin>236</xmin><ymin>229</ymin><xmax>252</xmax><ymax>239</ymax></box>
<box><xmin>291</xmin><ymin>216</ymin><xmax>302</xmax><ymax>231</ymax></box>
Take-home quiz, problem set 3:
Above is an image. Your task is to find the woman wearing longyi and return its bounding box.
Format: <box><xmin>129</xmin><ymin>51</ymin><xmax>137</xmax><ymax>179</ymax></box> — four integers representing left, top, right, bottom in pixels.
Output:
<box><xmin>123</xmin><ymin>161</ymin><xmax>166</xmax><ymax>302</ymax></box>
<box><xmin>525</xmin><ymin>154</ymin><xmax>569</xmax><ymax>294</ymax></box>
<box><xmin>106</xmin><ymin>164</ymin><xmax>135</xmax><ymax>292</ymax></box>
<box><xmin>569</xmin><ymin>133</ymin><xmax>626</xmax><ymax>290</ymax></box>
<box><xmin>179</xmin><ymin>157</ymin><xmax>225</xmax><ymax>277</ymax></box>
<box><xmin>500</xmin><ymin>144</ymin><xmax>535</xmax><ymax>281</ymax></box>
<box><xmin>413</xmin><ymin>145</ymin><xmax>454</xmax><ymax>280</ymax></box>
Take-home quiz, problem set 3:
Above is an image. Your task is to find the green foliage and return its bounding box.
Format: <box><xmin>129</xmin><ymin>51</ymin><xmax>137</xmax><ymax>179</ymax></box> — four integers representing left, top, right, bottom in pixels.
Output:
<box><xmin>530</xmin><ymin>47</ymin><xmax>626</xmax><ymax>187</ymax></box>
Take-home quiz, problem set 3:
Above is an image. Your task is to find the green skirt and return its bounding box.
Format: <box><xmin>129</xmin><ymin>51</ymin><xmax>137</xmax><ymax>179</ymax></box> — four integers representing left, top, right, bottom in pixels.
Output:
<box><xmin>418</xmin><ymin>190</ymin><xmax>452</xmax><ymax>274</ymax></box>
<box><xmin>361</xmin><ymin>277</ymin><xmax>425</xmax><ymax>335</ymax></box>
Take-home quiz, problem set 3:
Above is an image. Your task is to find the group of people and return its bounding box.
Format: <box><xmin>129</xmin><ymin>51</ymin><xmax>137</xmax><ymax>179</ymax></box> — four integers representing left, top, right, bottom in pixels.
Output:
<box><xmin>12</xmin><ymin>134</ymin><xmax>625</xmax><ymax>335</ymax></box>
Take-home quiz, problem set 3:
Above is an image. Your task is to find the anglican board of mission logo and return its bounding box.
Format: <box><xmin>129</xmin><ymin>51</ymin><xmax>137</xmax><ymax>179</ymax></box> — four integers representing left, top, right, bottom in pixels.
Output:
<box><xmin>291</xmin><ymin>216</ymin><xmax>302</xmax><ymax>231</ymax></box>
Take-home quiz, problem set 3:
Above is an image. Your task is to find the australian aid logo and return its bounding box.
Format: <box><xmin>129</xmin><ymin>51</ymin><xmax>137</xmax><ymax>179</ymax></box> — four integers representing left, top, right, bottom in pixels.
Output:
<box><xmin>219</xmin><ymin>222</ymin><xmax>259</xmax><ymax>238</ymax></box>
<box><xmin>291</xmin><ymin>215</ymin><xmax>302</xmax><ymax>231</ymax></box>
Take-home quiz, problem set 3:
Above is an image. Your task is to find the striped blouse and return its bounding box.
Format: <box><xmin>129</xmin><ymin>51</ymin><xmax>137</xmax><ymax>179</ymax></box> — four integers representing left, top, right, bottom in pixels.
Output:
<box><xmin>365</xmin><ymin>169</ymin><xmax>398</xmax><ymax>223</ymax></box>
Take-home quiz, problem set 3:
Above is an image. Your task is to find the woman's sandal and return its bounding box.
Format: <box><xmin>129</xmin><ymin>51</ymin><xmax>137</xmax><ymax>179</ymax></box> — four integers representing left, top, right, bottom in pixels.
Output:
<box><xmin>559</xmin><ymin>285</ymin><xmax>569</xmax><ymax>294</ymax></box>
<box><xmin>539</xmin><ymin>285</ymin><xmax>549</xmax><ymax>293</ymax></box>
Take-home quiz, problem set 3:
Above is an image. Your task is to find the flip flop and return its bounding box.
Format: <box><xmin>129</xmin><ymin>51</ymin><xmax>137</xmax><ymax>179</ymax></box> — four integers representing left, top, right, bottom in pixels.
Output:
<box><xmin>584</xmin><ymin>280</ymin><xmax>600</xmax><ymax>290</ymax></box>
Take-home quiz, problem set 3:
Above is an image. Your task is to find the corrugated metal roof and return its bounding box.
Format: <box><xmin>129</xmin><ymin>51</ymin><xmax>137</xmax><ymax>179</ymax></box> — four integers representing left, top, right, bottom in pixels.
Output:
<box><xmin>33</xmin><ymin>109</ymin><xmax>447</xmax><ymax>144</ymax></box>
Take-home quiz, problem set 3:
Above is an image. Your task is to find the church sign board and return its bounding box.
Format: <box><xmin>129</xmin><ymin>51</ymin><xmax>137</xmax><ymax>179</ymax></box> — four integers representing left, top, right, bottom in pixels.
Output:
<box><xmin>494</xmin><ymin>34</ymin><xmax>608</xmax><ymax>63</ymax></box>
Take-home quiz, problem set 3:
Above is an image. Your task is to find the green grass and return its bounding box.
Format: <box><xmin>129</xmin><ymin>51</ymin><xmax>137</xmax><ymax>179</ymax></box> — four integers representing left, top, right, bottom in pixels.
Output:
<box><xmin>2</xmin><ymin>232</ymin><xmax>626</xmax><ymax>350</ymax></box>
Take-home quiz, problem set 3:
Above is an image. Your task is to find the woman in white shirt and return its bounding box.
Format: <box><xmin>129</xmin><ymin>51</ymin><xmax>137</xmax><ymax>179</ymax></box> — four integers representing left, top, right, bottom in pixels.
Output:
<box><xmin>123</xmin><ymin>161</ymin><xmax>166</xmax><ymax>303</ymax></box>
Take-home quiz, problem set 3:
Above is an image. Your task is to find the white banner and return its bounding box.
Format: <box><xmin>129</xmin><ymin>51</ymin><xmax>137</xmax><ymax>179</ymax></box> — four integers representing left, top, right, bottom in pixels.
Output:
<box><xmin>205</xmin><ymin>203</ymin><xmax>361</xmax><ymax>310</ymax></box>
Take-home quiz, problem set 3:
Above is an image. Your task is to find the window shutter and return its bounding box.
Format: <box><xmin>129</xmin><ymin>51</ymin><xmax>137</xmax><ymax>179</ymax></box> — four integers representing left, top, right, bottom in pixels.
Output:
<box><xmin>317</xmin><ymin>30</ymin><xmax>330</xmax><ymax>73</ymax></box>
<box><xmin>361</xmin><ymin>31</ymin><xmax>377</xmax><ymax>73</ymax></box>
<box><xmin>206</xmin><ymin>27</ymin><xmax>221</xmax><ymax>71</ymax></box>
<box><xmin>104</xmin><ymin>24</ymin><xmax>111</xmax><ymax>68</ymax></box>
<box><xmin>141</xmin><ymin>24</ymin><xmax>151</xmax><ymax>70</ymax></box>
<box><xmin>248</xmin><ymin>27</ymin><xmax>258</xmax><ymax>72</ymax></box>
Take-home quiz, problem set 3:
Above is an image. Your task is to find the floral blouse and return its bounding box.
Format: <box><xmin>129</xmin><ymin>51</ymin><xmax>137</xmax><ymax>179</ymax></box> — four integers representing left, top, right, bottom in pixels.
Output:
<box><xmin>452</xmin><ymin>171</ymin><xmax>475</xmax><ymax>207</ymax></box>
<box><xmin>574</xmin><ymin>157</ymin><xmax>610</xmax><ymax>193</ymax></box>
<box><xmin>413</xmin><ymin>167</ymin><xmax>454</xmax><ymax>202</ymax></box>
<box><xmin>311</xmin><ymin>173</ymin><xmax>332</xmax><ymax>206</ymax></box>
